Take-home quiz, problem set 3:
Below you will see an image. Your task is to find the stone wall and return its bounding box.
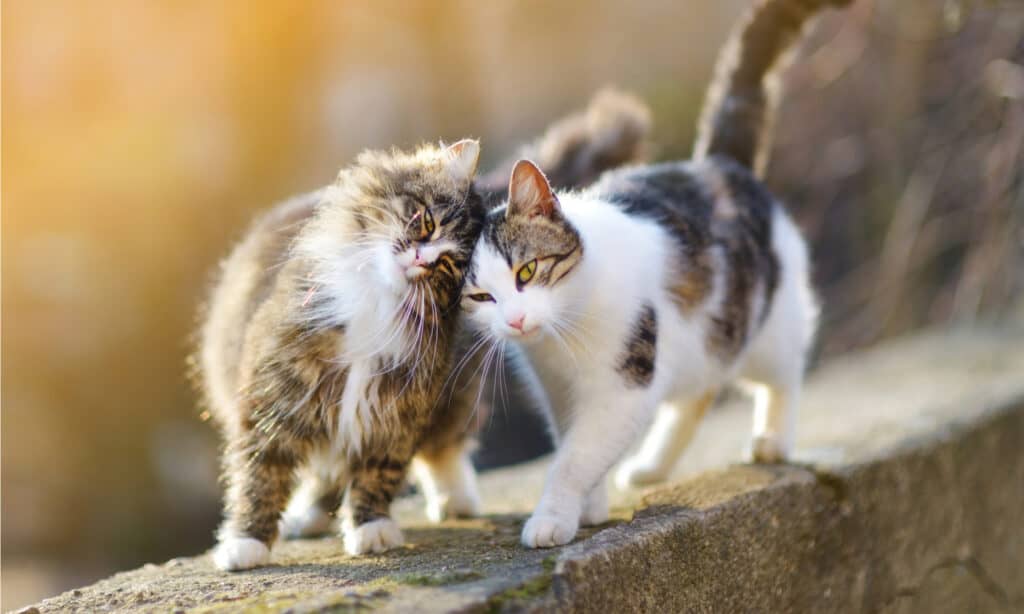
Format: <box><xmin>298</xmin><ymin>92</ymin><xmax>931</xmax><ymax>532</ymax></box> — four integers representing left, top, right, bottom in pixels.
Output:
<box><xmin>24</xmin><ymin>325</ymin><xmax>1024</xmax><ymax>613</ymax></box>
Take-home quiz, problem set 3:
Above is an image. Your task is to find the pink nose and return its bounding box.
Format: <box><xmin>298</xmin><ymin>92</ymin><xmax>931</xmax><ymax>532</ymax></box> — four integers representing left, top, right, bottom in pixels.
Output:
<box><xmin>508</xmin><ymin>315</ymin><xmax>526</xmax><ymax>331</ymax></box>
<box><xmin>413</xmin><ymin>248</ymin><xmax>428</xmax><ymax>267</ymax></box>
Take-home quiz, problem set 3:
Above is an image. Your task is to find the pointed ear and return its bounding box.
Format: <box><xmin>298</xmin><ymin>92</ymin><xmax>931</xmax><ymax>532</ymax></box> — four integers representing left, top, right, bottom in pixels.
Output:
<box><xmin>507</xmin><ymin>159</ymin><xmax>559</xmax><ymax>219</ymax></box>
<box><xmin>444</xmin><ymin>139</ymin><xmax>481</xmax><ymax>184</ymax></box>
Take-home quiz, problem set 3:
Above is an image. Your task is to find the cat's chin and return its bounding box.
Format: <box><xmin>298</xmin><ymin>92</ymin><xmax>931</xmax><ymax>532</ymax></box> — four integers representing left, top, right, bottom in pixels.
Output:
<box><xmin>404</xmin><ymin>265</ymin><xmax>429</xmax><ymax>281</ymax></box>
<box><xmin>383</xmin><ymin>265</ymin><xmax>429</xmax><ymax>296</ymax></box>
<box><xmin>505</xmin><ymin>327</ymin><xmax>544</xmax><ymax>344</ymax></box>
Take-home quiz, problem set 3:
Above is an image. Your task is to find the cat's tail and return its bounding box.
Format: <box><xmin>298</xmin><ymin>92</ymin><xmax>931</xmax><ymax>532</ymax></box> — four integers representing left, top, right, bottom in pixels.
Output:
<box><xmin>477</xmin><ymin>88</ymin><xmax>651</xmax><ymax>200</ymax></box>
<box><xmin>692</xmin><ymin>0</ymin><xmax>851</xmax><ymax>177</ymax></box>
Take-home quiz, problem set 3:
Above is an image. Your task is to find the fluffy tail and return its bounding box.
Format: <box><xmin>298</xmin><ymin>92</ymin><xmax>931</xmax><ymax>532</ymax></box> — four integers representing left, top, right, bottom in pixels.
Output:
<box><xmin>477</xmin><ymin>88</ymin><xmax>651</xmax><ymax>201</ymax></box>
<box><xmin>693</xmin><ymin>0</ymin><xmax>851</xmax><ymax>177</ymax></box>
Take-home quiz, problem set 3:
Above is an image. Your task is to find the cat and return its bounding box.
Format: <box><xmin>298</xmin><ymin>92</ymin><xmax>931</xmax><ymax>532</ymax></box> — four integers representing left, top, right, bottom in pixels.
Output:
<box><xmin>200</xmin><ymin>140</ymin><xmax>485</xmax><ymax>571</ymax></box>
<box><xmin>196</xmin><ymin>91</ymin><xmax>651</xmax><ymax>570</ymax></box>
<box><xmin>459</xmin><ymin>0</ymin><xmax>850</xmax><ymax>549</ymax></box>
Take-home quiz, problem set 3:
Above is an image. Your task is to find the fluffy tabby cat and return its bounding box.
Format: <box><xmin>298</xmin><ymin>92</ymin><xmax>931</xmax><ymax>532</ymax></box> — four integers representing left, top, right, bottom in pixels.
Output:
<box><xmin>197</xmin><ymin>92</ymin><xmax>650</xmax><ymax>570</ymax></box>
<box><xmin>460</xmin><ymin>0</ymin><xmax>850</xmax><ymax>548</ymax></box>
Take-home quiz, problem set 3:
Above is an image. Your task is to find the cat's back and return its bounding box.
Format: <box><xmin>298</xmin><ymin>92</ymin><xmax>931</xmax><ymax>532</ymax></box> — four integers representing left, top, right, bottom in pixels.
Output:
<box><xmin>592</xmin><ymin>156</ymin><xmax>777</xmax><ymax>246</ymax></box>
<box><xmin>593</xmin><ymin>156</ymin><xmax>784</xmax><ymax>359</ymax></box>
<box><xmin>198</xmin><ymin>190</ymin><xmax>323</xmax><ymax>419</ymax></box>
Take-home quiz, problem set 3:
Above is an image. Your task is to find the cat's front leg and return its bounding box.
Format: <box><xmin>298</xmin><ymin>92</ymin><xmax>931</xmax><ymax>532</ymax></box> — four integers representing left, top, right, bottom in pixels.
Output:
<box><xmin>214</xmin><ymin>436</ymin><xmax>298</xmax><ymax>571</ymax></box>
<box><xmin>522</xmin><ymin>388</ymin><xmax>652</xmax><ymax>548</ymax></box>
<box><xmin>341</xmin><ymin>452</ymin><xmax>412</xmax><ymax>555</ymax></box>
<box><xmin>580</xmin><ymin>482</ymin><xmax>609</xmax><ymax>526</ymax></box>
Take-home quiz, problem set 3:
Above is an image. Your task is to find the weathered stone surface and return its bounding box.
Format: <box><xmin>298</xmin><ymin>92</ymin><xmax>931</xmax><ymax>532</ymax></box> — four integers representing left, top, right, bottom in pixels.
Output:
<box><xmin>29</xmin><ymin>325</ymin><xmax>1024</xmax><ymax>613</ymax></box>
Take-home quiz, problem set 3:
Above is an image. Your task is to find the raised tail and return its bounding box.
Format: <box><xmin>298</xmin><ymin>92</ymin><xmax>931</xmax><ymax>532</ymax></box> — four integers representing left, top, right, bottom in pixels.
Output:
<box><xmin>693</xmin><ymin>0</ymin><xmax>852</xmax><ymax>177</ymax></box>
<box><xmin>476</xmin><ymin>88</ymin><xmax>651</xmax><ymax>203</ymax></box>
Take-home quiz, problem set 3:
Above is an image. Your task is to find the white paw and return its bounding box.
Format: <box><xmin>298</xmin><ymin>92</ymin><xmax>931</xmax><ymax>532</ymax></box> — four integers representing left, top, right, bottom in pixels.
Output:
<box><xmin>615</xmin><ymin>458</ymin><xmax>669</xmax><ymax>489</ymax></box>
<box><xmin>280</xmin><ymin>504</ymin><xmax>334</xmax><ymax>539</ymax></box>
<box><xmin>750</xmin><ymin>434</ymin><xmax>790</xmax><ymax>464</ymax></box>
<box><xmin>343</xmin><ymin>518</ymin><xmax>404</xmax><ymax>555</ymax></box>
<box><xmin>213</xmin><ymin>536</ymin><xmax>270</xmax><ymax>571</ymax></box>
<box><xmin>580</xmin><ymin>491</ymin><xmax>609</xmax><ymax>527</ymax></box>
<box><xmin>425</xmin><ymin>488</ymin><xmax>482</xmax><ymax>523</ymax></box>
<box><xmin>521</xmin><ymin>512</ymin><xmax>579</xmax><ymax>548</ymax></box>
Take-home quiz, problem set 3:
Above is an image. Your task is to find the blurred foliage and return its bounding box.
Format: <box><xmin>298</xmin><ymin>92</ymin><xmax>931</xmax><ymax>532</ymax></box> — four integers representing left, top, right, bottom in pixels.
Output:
<box><xmin>2</xmin><ymin>0</ymin><xmax>1021</xmax><ymax>609</ymax></box>
<box><xmin>768</xmin><ymin>0</ymin><xmax>1024</xmax><ymax>357</ymax></box>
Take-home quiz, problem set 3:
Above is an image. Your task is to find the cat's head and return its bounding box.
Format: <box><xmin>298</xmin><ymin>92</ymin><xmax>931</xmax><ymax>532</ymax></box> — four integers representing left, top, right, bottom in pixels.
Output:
<box><xmin>462</xmin><ymin>160</ymin><xmax>583</xmax><ymax>342</ymax></box>
<box><xmin>306</xmin><ymin>139</ymin><xmax>485</xmax><ymax>315</ymax></box>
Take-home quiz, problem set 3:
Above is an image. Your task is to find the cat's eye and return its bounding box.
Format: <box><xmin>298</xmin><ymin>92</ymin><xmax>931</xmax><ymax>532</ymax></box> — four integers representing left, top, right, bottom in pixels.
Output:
<box><xmin>467</xmin><ymin>292</ymin><xmax>495</xmax><ymax>303</ymax></box>
<box><xmin>517</xmin><ymin>260</ymin><xmax>537</xmax><ymax>285</ymax></box>
<box><xmin>419</xmin><ymin>208</ymin><xmax>435</xmax><ymax>239</ymax></box>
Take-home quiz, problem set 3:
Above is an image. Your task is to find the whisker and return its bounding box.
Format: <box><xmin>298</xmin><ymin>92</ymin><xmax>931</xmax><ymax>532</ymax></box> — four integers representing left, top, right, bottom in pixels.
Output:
<box><xmin>546</xmin><ymin>322</ymin><xmax>581</xmax><ymax>371</ymax></box>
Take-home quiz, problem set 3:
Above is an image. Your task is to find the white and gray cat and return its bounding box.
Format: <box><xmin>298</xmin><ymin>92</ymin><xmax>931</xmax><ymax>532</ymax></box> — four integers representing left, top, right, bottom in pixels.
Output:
<box><xmin>460</xmin><ymin>0</ymin><xmax>850</xmax><ymax>548</ymax></box>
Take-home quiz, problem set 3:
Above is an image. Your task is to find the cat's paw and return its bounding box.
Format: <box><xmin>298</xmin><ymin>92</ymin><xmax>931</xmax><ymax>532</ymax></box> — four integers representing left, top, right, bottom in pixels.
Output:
<box><xmin>425</xmin><ymin>487</ymin><xmax>482</xmax><ymax>523</ymax></box>
<box><xmin>343</xmin><ymin>518</ymin><xmax>404</xmax><ymax>555</ymax></box>
<box><xmin>750</xmin><ymin>434</ymin><xmax>790</xmax><ymax>464</ymax></box>
<box><xmin>521</xmin><ymin>512</ymin><xmax>579</xmax><ymax>548</ymax></box>
<box><xmin>213</xmin><ymin>536</ymin><xmax>270</xmax><ymax>571</ymax></box>
<box><xmin>280</xmin><ymin>504</ymin><xmax>334</xmax><ymax>539</ymax></box>
<box><xmin>615</xmin><ymin>458</ymin><xmax>669</xmax><ymax>489</ymax></box>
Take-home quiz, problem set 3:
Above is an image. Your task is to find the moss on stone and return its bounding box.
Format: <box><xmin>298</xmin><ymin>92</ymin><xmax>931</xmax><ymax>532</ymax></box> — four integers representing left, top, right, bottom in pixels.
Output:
<box><xmin>189</xmin><ymin>588</ymin><xmax>390</xmax><ymax>613</ymax></box>
<box><xmin>395</xmin><ymin>569</ymin><xmax>484</xmax><ymax>586</ymax></box>
<box><xmin>483</xmin><ymin>561</ymin><xmax>555</xmax><ymax>613</ymax></box>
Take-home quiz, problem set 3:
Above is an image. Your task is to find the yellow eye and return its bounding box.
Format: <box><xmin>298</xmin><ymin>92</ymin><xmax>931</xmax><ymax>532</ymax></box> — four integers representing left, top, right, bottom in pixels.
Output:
<box><xmin>467</xmin><ymin>292</ymin><xmax>495</xmax><ymax>303</ymax></box>
<box><xmin>517</xmin><ymin>260</ymin><xmax>537</xmax><ymax>285</ymax></box>
<box><xmin>420</xmin><ymin>208</ymin><xmax>435</xmax><ymax>238</ymax></box>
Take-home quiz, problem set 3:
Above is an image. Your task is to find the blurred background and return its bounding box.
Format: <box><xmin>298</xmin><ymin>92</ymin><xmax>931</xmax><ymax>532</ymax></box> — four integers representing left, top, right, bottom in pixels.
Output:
<box><xmin>3</xmin><ymin>0</ymin><xmax>1022</xmax><ymax>609</ymax></box>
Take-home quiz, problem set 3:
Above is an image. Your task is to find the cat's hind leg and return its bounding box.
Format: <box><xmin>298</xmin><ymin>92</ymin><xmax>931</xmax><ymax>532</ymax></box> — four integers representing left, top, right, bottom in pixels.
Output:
<box><xmin>615</xmin><ymin>391</ymin><xmax>716</xmax><ymax>489</ymax></box>
<box><xmin>744</xmin><ymin>378</ymin><xmax>800</xmax><ymax>463</ymax></box>
<box><xmin>280</xmin><ymin>450</ymin><xmax>346</xmax><ymax>539</ymax></box>
<box><xmin>740</xmin><ymin>297</ymin><xmax>809</xmax><ymax>463</ymax></box>
<box><xmin>742</xmin><ymin>208</ymin><xmax>817</xmax><ymax>463</ymax></box>
<box><xmin>411</xmin><ymin>346</ymin><xmax>483</xmax><ymax>523</ymax></box>
<box><xmin>739</xmin><ymin>294</ymin><xmax>812</xmax><ymax>463</ymax></box>
<box><xmin>411</xmin><ymin>439</ymin><xmax>482</xmax><ymax>523</ymax></box>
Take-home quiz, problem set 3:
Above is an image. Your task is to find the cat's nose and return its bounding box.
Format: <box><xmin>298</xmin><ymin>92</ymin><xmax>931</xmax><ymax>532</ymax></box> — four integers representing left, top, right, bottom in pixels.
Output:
<box><xmin>508</xmin><ymin>315</ymin><xmax>526</xmax><ymax>331</ymax></box>
<box><xmin>413</xmin><ymin>248</ymin><xmax>429</xmax><ymax>267</ymax></box>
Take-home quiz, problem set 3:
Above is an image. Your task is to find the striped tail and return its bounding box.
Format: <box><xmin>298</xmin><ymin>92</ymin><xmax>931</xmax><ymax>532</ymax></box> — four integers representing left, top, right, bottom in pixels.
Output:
<box><xmin>693</xmin><ymin>0</ymin><xmax>852</xmax><ymax>177</ymax></box>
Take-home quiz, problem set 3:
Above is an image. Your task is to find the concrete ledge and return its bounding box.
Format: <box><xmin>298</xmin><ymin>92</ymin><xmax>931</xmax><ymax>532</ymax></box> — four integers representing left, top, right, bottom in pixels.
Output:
<box><xmin>28</xmin><ymin>326</ymin><xmax>1024</xmax><ymax>613</ymax></box>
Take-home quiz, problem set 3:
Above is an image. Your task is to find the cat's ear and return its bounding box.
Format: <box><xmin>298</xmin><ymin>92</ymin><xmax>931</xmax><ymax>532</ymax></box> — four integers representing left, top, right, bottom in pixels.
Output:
<box><xmin>444</xmin><ymin>139</ymin><xmax>481</xmax><ymax>184</ymax></box>
<box><xmin>507</xmin><ymin>159</ymin><xmax>559</xmax><ymax>219</ymax></box>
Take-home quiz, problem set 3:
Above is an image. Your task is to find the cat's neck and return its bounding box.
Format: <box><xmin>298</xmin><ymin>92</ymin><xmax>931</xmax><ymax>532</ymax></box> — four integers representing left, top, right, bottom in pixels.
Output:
<box><xmin>546</xmin><ymin>192</ymin><xmax>669</xmax><ymax>338</ymax></box>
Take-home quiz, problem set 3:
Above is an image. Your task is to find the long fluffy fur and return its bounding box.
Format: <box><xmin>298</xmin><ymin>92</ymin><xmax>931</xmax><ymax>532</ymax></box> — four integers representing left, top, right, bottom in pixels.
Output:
<box><xmin>202</xmin><ymin>142</ymin><xmax>487</xmax><ymax>571</ymax></box>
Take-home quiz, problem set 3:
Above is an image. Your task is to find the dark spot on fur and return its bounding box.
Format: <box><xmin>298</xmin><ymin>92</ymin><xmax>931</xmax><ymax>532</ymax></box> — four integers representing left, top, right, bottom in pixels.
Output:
<box><xmin>595</xmin><ymin>157</ymin><xmax>780</xmax><ymax>362</ymax></box>
<box><xmin>617</xmin><ymin>303</ymin><xmax>658</xmax><ymax>387</ymax></box>
<box><xmin>705</xmin><ymin>158</ymin><xmax>779</xmax><ymax>358</ymax></box>
<box><xmin>596</xmin><ymin>162</ymin><xmax>716</xmax><ymax>313</ymax></box>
